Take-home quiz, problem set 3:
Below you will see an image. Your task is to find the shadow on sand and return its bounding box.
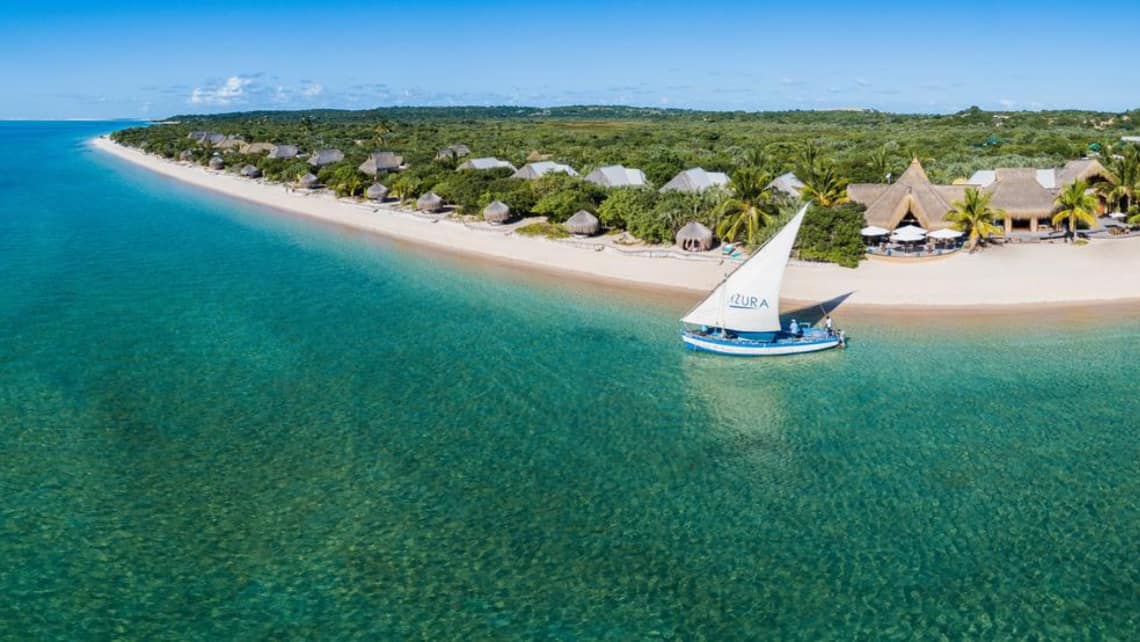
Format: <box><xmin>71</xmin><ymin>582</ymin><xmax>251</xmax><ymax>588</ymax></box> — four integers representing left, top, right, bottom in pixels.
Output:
<box><xmin>782</xmin><ymin>292</ymin><xmax>855</xmax><ymax>326</ymax></box>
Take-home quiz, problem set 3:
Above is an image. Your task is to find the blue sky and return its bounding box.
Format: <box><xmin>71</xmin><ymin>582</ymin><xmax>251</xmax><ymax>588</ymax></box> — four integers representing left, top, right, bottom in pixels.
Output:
<box><xmin>2</xmin><ymin>0</ymin><xmax>1138</xmax><ymax>119</ymax></box>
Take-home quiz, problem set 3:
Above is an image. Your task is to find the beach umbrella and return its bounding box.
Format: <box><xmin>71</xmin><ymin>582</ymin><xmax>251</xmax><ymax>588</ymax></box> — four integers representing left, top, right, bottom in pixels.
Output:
<box><xmin>893</xmin><ymin>224</ymin><xmax>927</xmax><ymax>236</ymax></box>
<box><xmin>860</xmin><ymin>225</ymin><xmax>889</xmax><ymax>236</ymax></box>
<box><xmin>929</xmin><ymin>228</ymin><xmax>964</xmax><ymax>240</ymax></box>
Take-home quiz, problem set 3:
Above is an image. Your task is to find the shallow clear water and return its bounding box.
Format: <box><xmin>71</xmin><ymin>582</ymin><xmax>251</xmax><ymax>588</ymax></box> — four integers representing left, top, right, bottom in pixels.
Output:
<box><xmin>2</xmin><ymin>122</ymin><xmax>1139</xmax><ymax>640</ymax></box>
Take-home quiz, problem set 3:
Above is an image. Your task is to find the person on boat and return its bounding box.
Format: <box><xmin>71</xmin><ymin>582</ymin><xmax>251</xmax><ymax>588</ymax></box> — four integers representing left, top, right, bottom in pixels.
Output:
<box><xmin>825</xmin><ymin>315</ymin><xmax>833</xmax><ymax>335</ymax></box>
<box><xmin>789</xmin><ymin>319</ymin><xmax>800</xmax><ymax>337</ymax></box>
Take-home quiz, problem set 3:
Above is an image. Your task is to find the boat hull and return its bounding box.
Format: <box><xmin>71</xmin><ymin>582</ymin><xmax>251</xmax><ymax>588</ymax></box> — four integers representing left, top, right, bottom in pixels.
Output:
<box><xmin>681</xmin><ymin>331</ymin><xmax>842</xmax><ymax>356</ymax></box>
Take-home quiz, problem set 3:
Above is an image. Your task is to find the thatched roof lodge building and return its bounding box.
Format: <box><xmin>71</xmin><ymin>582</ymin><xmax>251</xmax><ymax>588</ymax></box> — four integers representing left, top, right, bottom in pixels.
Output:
<box><xmin>268</xmin><ymin>144</ymin><xmax>300</xmax><ymax>160</ymax></box>
<box><xmin>309</xmin><ymin>149</ymin><xmax>344</xmax><ymax>167</ymax></box>
<box><xmin>208</xmin><ymin>156</ymin><xmax>224</xmax><ymax>170</ymax></box>
<box><xmin>660</xmin><ymin>168</ymin><xmax>729</xmax><ymax>193</ymax></box>
<box><xmin>483</xmin><ymin>200</ymin><xmax>511</xmax><ymax>224</ymax></box>
<box><xmin>847</xmin><ymin>158</ymin><xmax>1109</xmax><ymax>234</ymax></box>
<box><xmin>584</xmin><ymin>165</ymin><xmax>648</xmax><ymax>188</ymax></box>
<box><xmin>676</xmin><ymin>221</ymin><xmax>714</xmax><ymax>252</ymax></box>
<box><xmin>512</xmin><ymin>161</ymin><xmax>579</xmax><ymax>180</ymax></box>
<box><xmin>458</xmin><ymin>157</ymin><xmax>516</xmax><ymax>172</ymax></box>
<box><xmin>240</xmin><ymin>164</ymin><xmax>262</xmax><ymax>178</ymax></box>
<box><xmin>417</xmin><ymin>192</ymin><xmax>444</xmax><ymax>213</ymax></box>
<box><xmin>359</xmin><ymin>152</ymin><xmax>405</xmax><ymax>176</ymax></box>
<box><xmin>565</xmin><ymin>210</ymin><xmax>600</xmax><ymax>236</ymax></box>
<box><xmin>365</xmin><ymin>183</ymin><xmax>390</xmax><ymax>201</ymax></box>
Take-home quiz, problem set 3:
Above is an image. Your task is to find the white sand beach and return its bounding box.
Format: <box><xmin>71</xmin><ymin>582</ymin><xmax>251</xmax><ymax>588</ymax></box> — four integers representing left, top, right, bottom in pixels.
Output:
<box><xmin>93</xmin><ymin>136</ymin><xmax>1140</xmax><ymax>310</ymax></box>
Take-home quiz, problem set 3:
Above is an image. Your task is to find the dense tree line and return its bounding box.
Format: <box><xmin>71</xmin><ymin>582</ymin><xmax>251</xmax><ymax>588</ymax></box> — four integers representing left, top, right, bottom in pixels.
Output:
<box><xmin>111</xmin><ymin>105</ymin><xmax>1140</xmax><ymax>268</ymax></box>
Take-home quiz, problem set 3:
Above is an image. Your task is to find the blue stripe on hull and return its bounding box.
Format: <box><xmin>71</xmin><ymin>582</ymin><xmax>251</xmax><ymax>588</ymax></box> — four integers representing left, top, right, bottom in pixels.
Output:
<box><xmin>681</xmin><ymin>332</ymin><xmax>842</xmax><ymax>357</ymax></box>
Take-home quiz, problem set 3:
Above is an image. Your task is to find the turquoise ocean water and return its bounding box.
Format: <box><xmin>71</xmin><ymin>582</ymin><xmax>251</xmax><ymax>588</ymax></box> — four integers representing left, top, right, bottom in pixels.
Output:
<box><xmin>2</xmin><ymin>122</ymin><xmax>1138</xmax><ymax>639</ymax></box>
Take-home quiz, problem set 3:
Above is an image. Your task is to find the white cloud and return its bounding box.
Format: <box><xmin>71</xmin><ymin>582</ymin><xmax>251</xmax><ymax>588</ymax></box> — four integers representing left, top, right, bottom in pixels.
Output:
<box><xmin>999</xmin><ymin>98</ymin><xmax>1016</xmax><ymax>109</ymax></box>
<box><xmin>301</xmin><ymin>83</ymin><xmax>323</xmax><ymax>97</ymax></box>
<box><xmin>190</xmin><ymin>75</ymin><xmax>254</xmax><ymax>106</ymax></box>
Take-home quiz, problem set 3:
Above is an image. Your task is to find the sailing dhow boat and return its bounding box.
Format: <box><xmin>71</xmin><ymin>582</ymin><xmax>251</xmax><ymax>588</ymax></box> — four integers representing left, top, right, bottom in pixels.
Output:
<box><xmin>680</xmin><ymin>205</ymin><xmax>845</xmax><ymax>356</ymax></box>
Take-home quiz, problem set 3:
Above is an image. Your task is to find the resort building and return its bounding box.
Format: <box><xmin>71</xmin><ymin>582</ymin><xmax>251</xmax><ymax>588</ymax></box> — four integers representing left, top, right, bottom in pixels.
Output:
<box><xmin>241</xmin><ymin>142</ymin><xmax>276</xmax><ymax>155</ymax></box>
<box><xmin>268</xmin><ymin>144</ymin><xmax>300</xmax><ymax>160</ymax></box>
<box><xmin>309</xmin><ymin>149</ymin><xmax>344</xmax><ymax>167</ymax></box>
<box><xmin>512</xmin><ymin>161</ymin><xmax>579</xmax><ymax>180</ymax></box>
<box><xmin>215</xmin><ymin>135</ymin><xmax>245</xmax><ymax>151</ymax></box>
<box><xmin>768</xmin><ymin>172</ymin><xmax>804</xmax><ymax>199</ymax></box>
<box><xmin>457</xmin><ymin>157</ymin><xmax>516</xmax><ymax>172</ymax></box>
<box><xmin>583</xmin><ymin>165</ymin><xmax>648</xmax><ymax>188</ymax></box>
<box><xmin>848</xmin><ymin>158</ymin><xmax>1109</xmax><ymax>234</ymax></box>
<box><xmin>359</xmin><ymin>151</ymin><xmax>405</xmax><ymax>175</ymax></box>
<box><xmin>660</xmin><ymin>168</ymin><xmax>729</xmax><ymax>193</ymax></box>
<box><xmin>187</xmin><ymin>131</ymin><xmax>227</xmax><ymax>146</ymax></box>
<box><xmin>436</xmin><ymin>144</ymin><xmax>471</xmax><ymax>160</ymax></box>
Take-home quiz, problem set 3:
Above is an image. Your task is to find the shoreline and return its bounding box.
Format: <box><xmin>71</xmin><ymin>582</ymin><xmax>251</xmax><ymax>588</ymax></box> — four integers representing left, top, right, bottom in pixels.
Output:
<box><xmin>92</xmin><ymin>136</ymin><xmax>1140</xmax><ymax>316</ymax></box>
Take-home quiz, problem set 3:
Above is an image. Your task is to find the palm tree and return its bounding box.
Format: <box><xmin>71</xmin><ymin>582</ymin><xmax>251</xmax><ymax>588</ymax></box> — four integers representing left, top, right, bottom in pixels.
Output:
<box><xmin>947</xmin><ymin>187</ymin><xmax>1005</xmax><ymax>252</ymax></box>
<box><xmin>867</xmin><ymin>143</ymin><xmax>900</xmax><ymax>182</ymax></box>
<box><xmin>714</xmin><ymin>167</ymin><xmax>779</xmax><ymax>246</ymax></box>
<box><xmin>1052</xmin><ymin>180</ymin><xmax>1099</xmax><ymax>241</ymax></box>
<box><xmin>793</xmin><ymin>140</ymin><xmax>849</xmax><ymax>207</ymax></box>
<box><xmin>1098</xmin><ymin>146</ymin><xmax>1140</xmax><ymax>214</ymax></box>
<box><xmin>799</xmin><ymin>164</ymin><xmax>849</xmax><ymax>207</ymax></box>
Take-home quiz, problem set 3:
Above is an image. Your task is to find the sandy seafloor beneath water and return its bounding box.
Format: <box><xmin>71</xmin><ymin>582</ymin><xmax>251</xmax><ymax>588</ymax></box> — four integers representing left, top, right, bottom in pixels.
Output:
<box><xmin>2</xmin><ymin>122</ymin><xmax>1138</xmax><ymax>639</ymax></box>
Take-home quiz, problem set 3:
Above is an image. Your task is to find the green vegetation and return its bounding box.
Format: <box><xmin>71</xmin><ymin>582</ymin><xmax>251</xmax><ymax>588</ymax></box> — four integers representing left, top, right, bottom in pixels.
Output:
<box><xmin>797</xmin><ymin>203</ymin><xmax>867</xmax><ymax>268</ymax></box>
<box><xmin>112</xmin><ymin>105</ymin><xmax>1140</xmax><ymax>267</ymax></box>
<box><xmin>947</xmin><ymin>188</ymin><xmax>1005</xmax><ymax>252</ymax></box>
<box><xmin>515</xmin><ymin>221</ymin><xmax>570</xmax><ymax>239</ymax></box>
<box><xmin>1098</xmin><ymin>145</ymin><xmax>1140</xmax><ymax>221</ymax></box>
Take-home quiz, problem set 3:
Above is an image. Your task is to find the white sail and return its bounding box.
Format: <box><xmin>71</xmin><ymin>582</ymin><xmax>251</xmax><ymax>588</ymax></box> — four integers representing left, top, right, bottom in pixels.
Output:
<box><xmin>681</xmin><ymin>205</ymin><xmax>808</xmax><ymax>333</ymax></box>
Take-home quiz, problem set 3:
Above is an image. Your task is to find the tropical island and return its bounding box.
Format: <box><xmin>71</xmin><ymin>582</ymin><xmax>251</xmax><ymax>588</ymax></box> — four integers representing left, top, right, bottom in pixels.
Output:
<box><xmin>103</xmin><ymin>105</ymin><xmax>1140</xmax><ymax>308</ymax></box>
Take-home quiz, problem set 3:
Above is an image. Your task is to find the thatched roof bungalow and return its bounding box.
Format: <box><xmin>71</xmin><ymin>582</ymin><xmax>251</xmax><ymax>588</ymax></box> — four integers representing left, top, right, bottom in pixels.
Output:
<box><xmin>482</xmin><ymin>200</ymin><xmax>511</xmax><ymax>224</ymax></box>
<box><xmin>178</xmin><ymin>150</ymin><xmax>193</xmax><ymax>162</ymax></box>
<box><xmin>512</xmin><ymin>161</ymin><xmax>579</xmax><ymax>180</ymax></box>
<box><xmin>208</xmin><ymin>156</ymin><xmax>224</xmax><ymax>170</ymax></box>
<box><xmin>565</xmin><ymin>210</ymin><xmax>600</xmax><ymax>236</ymax></box>
<box><xmin>365</xmin><ymin>183</ymin><xmax>390</xmax><ymax>201</ymax></box>
<box><xmin>268</xmin><ymin>144</ymin><xmax>300</xmax><ymax>159</ymax></box>
<box><xmin>660</xmin><ymin>168</ymin><xmax>729</xmax><ymax>193</ymax></box>
<box><xmin>309</xmin><ymin>149</ymin><xmax>344</xmax><ymax>167</ymax></box>
<box><xmin>358</xmin><ymin>152</ymin><xmax>405</xmax><ymax>176</ymax></box>
<box><xmin>457</xmin><ymin>157</ymin><xmax>516</xmax><ymax>172</ymax></box>
<box><xmin>297</xmin><ymin>173</ymin><xmax>320</xmax><ymax>190</ymax></box>
<box><xmin>584</xmin><ymin>165</ymin><xmax>648</xmax><ymax>188</ymax></box>
<box><xmin>676</xmin><ymin>221</ymin><xmax>714</xmax><ymax>252</ymax></box>
<box><xmin>417</xmin><ymin>192</ymin><xmax>444</xmax><ymax>212</ymax></box>
<box><xmin>240</xmin><ymin>164</ymin><xmax>262</xmax><ymax>178</ymax></box>
<box><xmin>436</xmin><ymin>144</ymin><xmax>471</xmax><ymax>160</ymax></box>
